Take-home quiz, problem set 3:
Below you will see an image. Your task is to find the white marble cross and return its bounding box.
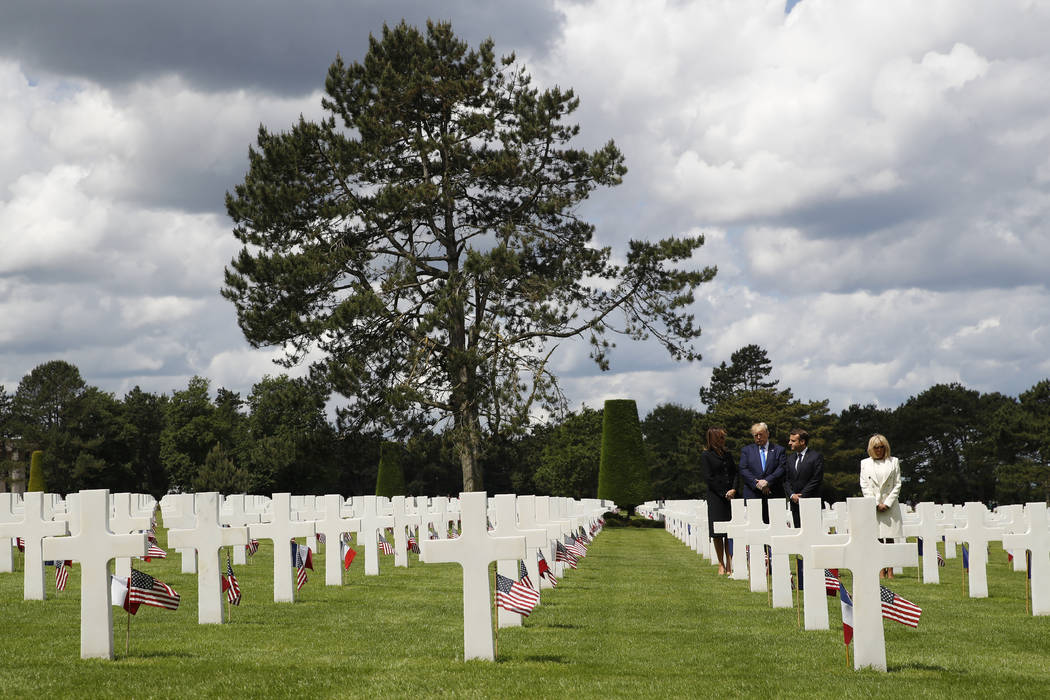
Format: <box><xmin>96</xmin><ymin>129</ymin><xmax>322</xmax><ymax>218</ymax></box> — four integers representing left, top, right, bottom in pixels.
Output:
<box><xmin>314</xmin><ymin>494</ymin><xmax>361</xmax><ymax>586</ymax></box>
<box><xmin>713</xmin><ymin>499</ymin><xmax>751</xmax><ymax>581</ymax></box>
<box><xmin>901</xmin><ymin>502</ymin><xmax>943</xmax><ymax>584</ymax></box>
<box><xmin>41</xmin><ymin>489</ymin><xmax>147</xmax><ymax>659</ymax></box>
<box><xmin>0</xmin><ymin>491</ymin><xmax>68</xmax><ymax>600</ymax></box>
<box><xmin>355</xmin><ymin>495</ymin><xmax>395</xmax><ymax>576</ymax></box>
<box><xmin>995</xmin><ymin>504</ymin><xmax>1028</xmax><ymax>573</ymax></box>
<box><xmin>516</xmin><ymin>494</ymin><xmax>561</xmax><ymax>589</ymax></box>
<box><xmin>771</xmin><ymin>498</ymin><xmax>848</xmax><ymax>630</ymax></box>
<box><xmin>534</xmin><ymin>496</ymin><xmax>572</xmax><ymax>577</ymax></box>
<box><xmin>491</xmin><ymin>494</ymin><xmax>549</xmax><ymax>627</ymax></box>
<box><xmin>420</xmin><ymin>491</ymin><xmax>526</xmax><ymax>660</ymax></box>
<box><xmin>251</xmin><ymin>492</ymin><xmax>316</xmax><ymax>602</ymax></box>
<box><xmin>749</xmin><ymin>499</ymin><xmax>797</xmax><ymax>608</ymax></box>
<box><xmin>943</xmin><ymin>501</ymin><xmax>1005</xmax><ymax>598</ymax></box>
<box><xmin>222</xmin><ymin>494</ymin><xmax>262</xmax><ymax>565</ymax></box>
<box><xmin>810</xmin><ymin>497</ymin><xmax>918</xmax><ymax>671</ymax></box>
<box><xmin>743</xmin><ymin>500</ymin><xmax>772</xmax><ymax>593</ymax></box>
<box><xmin>1001</xmin><ymin>502</ymin><xmax>1050</xmax><ymax>615</ymax></box>
<box><xmin>164</xmin><ymin>493</ymin><xmax>199</xmax><ymax>574</ymax></box>
<box><xmin>111</xmin><ymin>492</ymin><xmax>153</xmax><ymax>581</ymax></box>
<box><xmin>0</xmin><ymin>493</ymin><xmax>17</xmax><ymax>573</ymax></box>
<box><xmin>390</xmin><ymin>496</ymin><xmax>419</xmax><ymax>568</ymax></box>
<box><xmin>167</xmin><ymin>492</ymin><xmax>250</xmax><ymax>623</ymax></box>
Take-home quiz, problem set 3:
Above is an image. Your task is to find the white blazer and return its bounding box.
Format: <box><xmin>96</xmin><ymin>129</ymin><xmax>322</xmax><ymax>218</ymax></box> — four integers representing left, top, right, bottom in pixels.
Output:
<box><xmin>860</xmin><ymin>456</ymin><xmax>903</xmax><ymax>538</ymax></box>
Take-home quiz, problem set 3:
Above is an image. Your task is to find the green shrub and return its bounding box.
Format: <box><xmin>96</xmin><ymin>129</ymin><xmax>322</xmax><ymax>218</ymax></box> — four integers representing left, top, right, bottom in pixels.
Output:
<box><xmin>597</xmin><ymin>399</ymin><xmax>651</xmax><ymax>513</ymax></box>
<box><xmin>375</xmin><ymin>441</ymin><xmax>406</xmax><ymax>497</ymax></box>
<box><xmin>26</xmin><ymin>450</ymin><xmax>46</xmax><ymax>492</ymax></box>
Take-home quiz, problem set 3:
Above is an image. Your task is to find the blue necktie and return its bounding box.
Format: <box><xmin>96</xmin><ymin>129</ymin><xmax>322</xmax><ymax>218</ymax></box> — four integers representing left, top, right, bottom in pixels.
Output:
<box><xmin>760</xmin><ymin>447</ymin><xmax>767</xmax><ymax>473</ymax></box>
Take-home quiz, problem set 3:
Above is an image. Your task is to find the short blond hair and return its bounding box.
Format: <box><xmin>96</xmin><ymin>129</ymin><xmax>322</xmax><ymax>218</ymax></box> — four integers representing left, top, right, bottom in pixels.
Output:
<box><xmin>867</xmin><ymin>434</ymin><xmax>891</xmax><ymax>459</ymax></box>
<box><xmin>750</xmin><ymin>422</ymin><xmax>768</xmax><ymax>436</ymax></box>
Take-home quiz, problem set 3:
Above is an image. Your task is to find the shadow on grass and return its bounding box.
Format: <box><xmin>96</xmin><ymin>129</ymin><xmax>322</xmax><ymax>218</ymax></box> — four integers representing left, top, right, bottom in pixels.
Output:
<box><xmin>519</xmin><ymin>654</ymin><xmax>566</xmax><ymax>663</ymax></box>
<box><xmin>887</xmin><ymin>662</ymin><xmax>951</xmax><ymax>672</ymax></box>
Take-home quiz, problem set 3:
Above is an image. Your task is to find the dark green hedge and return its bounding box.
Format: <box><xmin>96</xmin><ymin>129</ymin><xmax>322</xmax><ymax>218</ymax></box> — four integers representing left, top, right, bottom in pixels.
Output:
<box><xmin>597</xmin><ymin>399</ymin><xmax>651</xmax><ymax>512</ymax></box>
<box><xmin>375</xmin><ymin>441</ymin><xmax>406</xmax><ymax>497</ymax></box>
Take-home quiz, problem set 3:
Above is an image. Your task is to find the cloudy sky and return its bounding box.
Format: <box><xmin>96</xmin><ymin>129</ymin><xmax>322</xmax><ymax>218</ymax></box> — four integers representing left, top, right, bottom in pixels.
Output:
<box><xmin>3</xmin><ymin>0</ymin><xmax>1050</xmax><ymax>420</ymax></box>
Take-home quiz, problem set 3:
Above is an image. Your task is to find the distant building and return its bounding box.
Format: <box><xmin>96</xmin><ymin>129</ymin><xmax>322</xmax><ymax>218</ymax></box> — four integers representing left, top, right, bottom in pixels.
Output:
<box><xmin>1</xmin><ymin>440</ymin><xmax>26</xmax><ymax>494</ymax></box>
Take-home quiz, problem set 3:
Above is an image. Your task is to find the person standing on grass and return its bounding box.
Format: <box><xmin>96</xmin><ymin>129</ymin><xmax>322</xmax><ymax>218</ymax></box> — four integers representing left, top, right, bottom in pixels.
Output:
<box><xmin>860</xmin><ymin>433</ymin><xmax>903</xmax><ymax>579</ymax></box>
<box><xmin>783</xmin><ymin>428</ymin><xmax>824</xmax><ymax>528</ymax></box>
<box><xmin>738</xmin><ymin>422</ymin><xmax>786</xmax><ymax>524</ymax></box>
<box><xmin>702</xmin><ymin>427</ymin><xmax>737</xmax><ymax>575</ymax></box>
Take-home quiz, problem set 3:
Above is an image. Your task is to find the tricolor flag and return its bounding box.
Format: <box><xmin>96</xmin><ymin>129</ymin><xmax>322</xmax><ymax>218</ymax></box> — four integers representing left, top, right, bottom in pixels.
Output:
<box><xmin>839</xmin><ymin>583</ymin><xmax>854</xmax><ymax>646</ymax></box>
<box><xmin>342</xmin><ymin>535</ymin><xmax>357</xmax><ymax>570</ymax></box>
<box><xmin>962</xmin><ymin>544</ymin><xmax>970</xmax><ymax>572</ymax></box>
<box><xmin>495</xmin><ymin>573</ymin><xmax>540</xmax><ymax>617</ymax></box>
<box><xmin>222</xmin><ymin>554</ymin><xmax>241</xmax><ymax>606</ymax></box>
<box><xmin>879</xmin><ymin>585</ymin><xmax>921</xmax><ymax>628</ymax></box>
<box><xmin>538</xmin><ymin>552</ymin><xmax>558</xmax><ymax>587</ymax></box>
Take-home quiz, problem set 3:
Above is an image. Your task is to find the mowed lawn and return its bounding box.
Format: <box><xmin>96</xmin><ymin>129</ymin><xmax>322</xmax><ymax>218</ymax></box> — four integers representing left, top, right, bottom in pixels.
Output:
<box><xmin>1</xmin><ymin>524</ymin><xmax>1048</xmax><ymax>698</ymax></box>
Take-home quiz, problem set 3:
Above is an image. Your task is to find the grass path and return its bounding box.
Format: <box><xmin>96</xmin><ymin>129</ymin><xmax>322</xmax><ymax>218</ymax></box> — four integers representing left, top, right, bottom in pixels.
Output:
<box><xmin>1</xmin><ymin>525</ymin><xmax>1048</xmax><ymax>697</ymax></box>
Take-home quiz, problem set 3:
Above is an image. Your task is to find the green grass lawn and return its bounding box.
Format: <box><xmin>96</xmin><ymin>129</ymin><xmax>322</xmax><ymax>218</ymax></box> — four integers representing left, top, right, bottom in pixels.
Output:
<box><xmin>1</xmin><ymin>526</ymin><xmax>1048</xmax><ymax>698</ymax></box>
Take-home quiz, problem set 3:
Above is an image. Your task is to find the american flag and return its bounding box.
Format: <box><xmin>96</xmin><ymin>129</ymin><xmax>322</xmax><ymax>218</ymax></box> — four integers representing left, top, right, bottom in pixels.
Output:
<box><xmin>16</xmin><ymin>537</ymin><xmax>24</xmax><ymax>552</ymax></box>
<box><xmin>407</xmin><ymin>532</ymin><xmax>420</xmax><ymax>554</ymax></box>
<box><xmin>378</xmin><ymin>532</ymin><xmax>394</xmax><ymax>555</ymax></box>
<box><xmin>566</xmin><ymin>535</ymin><xmax>587</xmax><ymax>558</ymax></box>
<box><xmin>824</xmin><ymin>569</ymin><xmax>841</xmax><ymax>596</ymax></box>
<box><xmin>223</xmin><ymin>554</ymin><xmax>241</xmax><ymax>606</ymax></box>
<box><xmin>519</xmin><ymin>560</ymin><xmax>534</xmax><ymax>590</ymax></box>
<box><xmin>144</xmin><ymin>543</ymin><xmax>167</xmax><ymax>561</ymax></box>
<box><xmin>555</xmin><ymin>541</ymin><xmax>578</xmax><ymax>569</ymax></box>
<box><xmin>538</xmin><ymin>553</ymin><xmax>558</xmax><ymax>587</ymax></box>
<box><xmin>245</xmin><ymin>539</ymin><xmax>260</xmax><ymax>556</ymax></box>
<box><xmin>127</xmin><ymin>568</ymin><xmax>180</xmax><ymax>613</ymax></box>
<box><xmin>495</xmin><ymin>573</ymin><xmax>540</xmax><ymax>617</ymax></box>
<box><xmin>146</xmin><ymin>526</ymin><xmax>157</xmax><ymax>543</ymax></box>
<box><xmin>55</xmin><ymin>560</ymin><xmax>70</xmax><ymax>591</ymax></box>
<box><xmin>937</xmin><ymin>552</ymin><xmax>946</xmax><ymax>567</ymax></box>
<box><xmin>317</xmin><ymin>533</ymin><xmax>327</xmax><ymax>545</ymax></box>
<box><xmin>880</xmin><ymin>586</ymin><xmax>921</xmax><ymax>627</ymax></box>
<box><xmin>428</xmin><ymin>524</ymin><xmax>439</xmax><ymax>540</ymax></box>
<box><xmin>294</xmin><ymin>543</ymin><xmax>310</xmax><ymax>591</ymax></box>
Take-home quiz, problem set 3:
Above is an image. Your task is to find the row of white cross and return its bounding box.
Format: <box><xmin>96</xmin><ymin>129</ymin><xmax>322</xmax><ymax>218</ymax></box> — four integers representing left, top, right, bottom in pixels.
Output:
<box><xmin>655</xmin><ymin>496</ymin><xmax>1050</xmax><ymax>671</ymax></box>
<box><xmin>0</xmin><ymin>489</ymin><xmax>611</xmax><ymax>661</ymax></box>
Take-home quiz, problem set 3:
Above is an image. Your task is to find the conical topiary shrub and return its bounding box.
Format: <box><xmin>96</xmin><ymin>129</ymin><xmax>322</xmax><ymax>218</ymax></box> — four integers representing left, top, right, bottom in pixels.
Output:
<box><xmin>597</xmin><ymin>399</ymin><xmax>651</xmax><ymax>515</ymax></box>
<box><xmin>26</xmin><ymin>450</ymin><xmax>46</xmax><ymax>492</ymax></box>
<box><xmin>375</xmin><ymin>441</ymin><xmax>406</xmax><ymax>497</ymax></box>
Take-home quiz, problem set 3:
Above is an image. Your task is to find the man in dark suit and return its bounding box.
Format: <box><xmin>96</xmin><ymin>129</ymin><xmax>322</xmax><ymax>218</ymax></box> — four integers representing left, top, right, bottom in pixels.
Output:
<box><xmin>738</xmin><ymin>422</ymin><xmax>786</xmax><ymax>524</ymax></box>
<box><xmin>784</xmin><ymin>428</ymin><xmax>824</xmax><ymax>528</ymax></box>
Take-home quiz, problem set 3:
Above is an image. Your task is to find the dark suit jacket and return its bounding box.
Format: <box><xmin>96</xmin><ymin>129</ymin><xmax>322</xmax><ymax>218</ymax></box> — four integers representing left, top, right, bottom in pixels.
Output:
<box><xmin>784</xmin><ymin>448</ymin><xmax>824</xmax><ymax>526</ymax></box>
<box><xmin>738</xmin><ymin>442</ymin><xmax>786</xmax><ymax>499</ymax></box>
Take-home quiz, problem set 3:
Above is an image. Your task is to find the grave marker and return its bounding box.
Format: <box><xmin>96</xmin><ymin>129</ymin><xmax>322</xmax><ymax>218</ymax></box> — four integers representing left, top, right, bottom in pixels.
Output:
<box><xmin>491</xmin><ymin>494</ymin><xmax>548</xmax><ymax>627</ymax></box>
<box><xmin>420</xmin><ymin>492</ymin><xmax>526</xmax><ymax>660</ymax></box>
<box><xmin>167</xmin><ymin>492</ymin><xmax>250</xmax><ymax>623</ymax></box>
<box><xmin>41</xmin><ymin>489</ymin><xmax>147</xmax><ymax>659</ymax></box>
<box><xmin>810</xmin><ymin>498</ymin><xmax>917</xmax><ymax>671</ymax></box>
<box><xmin>943</xmin><ymin>501</ymin><xmax>1005</xmax><ymax>598</ymax></box>
<box><xmin>1001</xmin><ymin>502</ymin><xmax>1050</xmax><ymax>615</ymax></box>
<box><xmin>771</xmin><ymin>498</ymin><xmax>847</xmax><ymax>630</ymax></box>
<box><xmin>314</xmin><ymin>494</ymin><xmax>361</xmax><ymax>585</ymax></box>
<box><xmin>0</xmin><ymin>491</ymin><xmax>69</xmax><ymax>600</ymax></box>
<box><xmin>251</xmin><ymin>493</ymin><xmax>315</xmax><ymax>602</ymax></box>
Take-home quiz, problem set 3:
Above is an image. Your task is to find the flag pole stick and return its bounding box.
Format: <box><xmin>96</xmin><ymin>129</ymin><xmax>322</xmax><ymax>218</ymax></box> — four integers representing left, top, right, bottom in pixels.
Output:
<box><xmin>491</xmin><ymin>565</ymin><xmax>499</xmax><ymax>659</ymax></box>
<box><xmin>126</xmin><ymin>605</ymin><xmax>131</xmax><ymax>655</ymax></box>
<box><xmin>795</xmin><ymin>560</ymin><xmax>800</xmax><ymax>630</ymax></box>
<box><xmin>1026</xmin><ymin>551</ymin><xmax>1031</xmax><ymax>615</ymax></box>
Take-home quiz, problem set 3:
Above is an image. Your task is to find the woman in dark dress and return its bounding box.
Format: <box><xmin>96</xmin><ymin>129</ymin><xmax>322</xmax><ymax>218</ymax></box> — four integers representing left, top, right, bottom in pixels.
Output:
<box><xmin>702</xmin><ymin>426</ymin><xmax>737</xmax><ymax>575</ymax></box>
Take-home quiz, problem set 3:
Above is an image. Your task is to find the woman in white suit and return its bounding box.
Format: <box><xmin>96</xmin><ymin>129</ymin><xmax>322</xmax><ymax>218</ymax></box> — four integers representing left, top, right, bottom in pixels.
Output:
<box><xmin>860</xmin><ymin>433</ymin><xmax>903</xmax><ymax>579</ymax></box>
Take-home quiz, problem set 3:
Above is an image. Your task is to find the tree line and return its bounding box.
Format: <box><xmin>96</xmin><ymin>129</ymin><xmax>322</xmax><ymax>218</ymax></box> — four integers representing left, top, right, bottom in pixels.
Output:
<box><xmin>2</xmin><ymin>348</ymin><xmax>1047</xmax><ymax>505</ymax></box>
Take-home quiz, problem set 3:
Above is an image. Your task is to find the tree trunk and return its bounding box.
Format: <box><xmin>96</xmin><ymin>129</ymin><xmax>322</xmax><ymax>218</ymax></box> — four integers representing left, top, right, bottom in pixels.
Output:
<box><xmin>455</xmin><ymin>401</ymin><xmax>484</xmax><ymax>492</ymax></box>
